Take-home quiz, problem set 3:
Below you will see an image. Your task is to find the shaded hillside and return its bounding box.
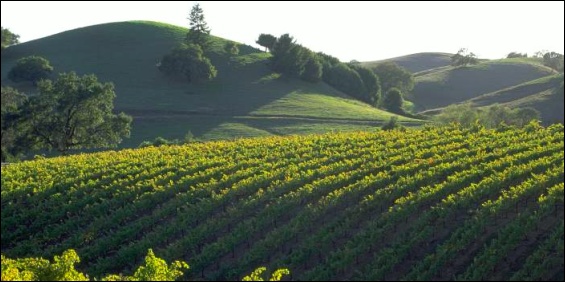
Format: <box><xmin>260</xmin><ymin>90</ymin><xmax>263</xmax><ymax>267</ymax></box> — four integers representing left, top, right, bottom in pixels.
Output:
<box><xmin>362</xmin><ymin>52</ymin><xmax>452</xmax><ymax>73</ymax></box>
<box><xmin>502</xmin><ymin>76</ymin><xmax>564</xmax><ymax>124</ymax></box>
<box><xmin>412</xmin><ymin>58</ymin><xmax>555</xmax><ymax>111</ymax></box>
<box><xmin>420</xmin><ymin>74</ymin><xmax>564</xmax><ymax>124</ymax></box>
<box><xmin>2</xmin><ymin>127</ymin><xmax>563</xmax><ymax>281</ymax></box>
<box><xmin>1</xmin><ymin>21</ymin><xmax>419</xmax><ymax>147</ymax></box>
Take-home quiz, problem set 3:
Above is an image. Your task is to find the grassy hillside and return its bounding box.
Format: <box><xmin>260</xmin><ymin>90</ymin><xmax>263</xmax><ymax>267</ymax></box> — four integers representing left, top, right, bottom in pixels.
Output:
<box><xmin>1</xmin><ymin>21</ymin><xmax>419</xmax><ymax>148</ymax></box>
<box><xmin>420</xmin><ymin>74</ymin><xmax>564</xmax><ymax>124</ymax></box>
<box><xmin>361</xmin><ymin>52</ymin><xmax>453</xmax><ymax>73</ymax></box>
<box><xmin>468</xmin><ymin>74</ymin><xmax>564</xmax><ymax>123</ymax></box>
<box><xmin>2</xmin><ymin>126</ymin><xmax>564</xmax><ymax>281</ymax></box>
<box><xmin>412</xmin><ymin>58</ymin><xmax>556</xmax><ymax>111</ymax></box>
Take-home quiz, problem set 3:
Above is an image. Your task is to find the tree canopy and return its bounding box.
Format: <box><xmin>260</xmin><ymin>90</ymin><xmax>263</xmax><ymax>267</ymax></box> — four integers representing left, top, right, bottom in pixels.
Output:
<box><xmin>540</xmin><ymin>51</ymin><xmax>564</xmax><ymax>72</ymax></box>
<box><xmin>1</xmin><ymin>87</ymin><xmax>28</xmax><ymax>161</ymax></box>
<box><xmin>256</xmin><ymin>34</ymin><xmax>277</xmax><ymax>52</ymax></box>
<box><xmin>8</xmin><ymin>56</ymin><xmax>54</xmax><ymax>85</ymax></box>
<box><xmin>370</xmin><ymin>62</ymin><xmax>414</xmax><ymax>95</ymax></box>
<box><xmin>158</xmin><ymin>43</ymin><xmax>217</xmax><ymax>83</ymax></box>
<box><xmin>507</xmin><ymin>52</ymin><xmax>527</xmax><ymax>58</ymax></box>
<box><xmin>1</xmin><ymin>27</ymin><xmax>19</xmax><ymax>50</ymax></box>
<box><xmin>186</xmin><ymin>3</ymin><xmax>211</xmax><ymax>48</ymax></box>
<box><xmin>435</xmin><ymin>103</ymin><xmax>541</xmax><ymax>128</ymax></box>
<box><xmin>18</xmin><ymin>72</ymin><xmax>132</xmax><ymax>154</ymax></box>
<box><xmin>451</xmin><ymin>48</ymin><xmax>478</xmax><ymax>67</ymax></box>
<box><xmin>382</xmin><ymin>87</ymin><xmax>404</xmax><ymax>114</ymax></box>
<box><xmin>224</xmin><ymin>41</ymin><xmax>239</xmax><ymax>56</ymax></box>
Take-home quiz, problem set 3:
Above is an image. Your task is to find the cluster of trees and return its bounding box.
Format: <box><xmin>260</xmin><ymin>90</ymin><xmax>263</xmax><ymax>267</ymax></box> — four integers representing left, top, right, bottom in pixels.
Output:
<box><xmin>1</xmin><ymin>26</ymin><xmax>19</xmax><ymax>50</ymax></box>
<box><xmin>451</xmin><ymin>48</ymin><xmax>478</xmax><ymax>67</ymax></box>
<box><xmin>138</xmin><ymin>131</ymin><xmax>196</xmax><ymax>148</ymax></box>
<box><xmin>258</xmin><ymin>33</ymin><xmax>392</xmax><ymax>108</ymax></box>
<box><xmin>158</xmin><ymin>3</ymin><xmax>217</xmax><ymax>83</ymax></box>
<box><xmin>506</xmin><ymin>50</ymin><xmax>563</xmax><ymax>72</ymax></box>
<box><xmin>257</xmin><ymin>32</ymin><xmax>418</xmax><ymax>114</ymax></box>
<box><xmin>537</xmin><ymin>51</ymin><xmax>564</xmax><ymax>72</ymax></box>
<box><xmin>1</xmin><ymin>57</ymin><xmax>132</xmax><ymax>161</ymax></box>
<box><xmin>507</xmin><ymin>52</ymin><xmax>528</xmax><ymax>58</ymax></box>
<box><xmin>434</xmin><ymin>103</ymin><xmax>540</xmax><ymax>128</ymax></box>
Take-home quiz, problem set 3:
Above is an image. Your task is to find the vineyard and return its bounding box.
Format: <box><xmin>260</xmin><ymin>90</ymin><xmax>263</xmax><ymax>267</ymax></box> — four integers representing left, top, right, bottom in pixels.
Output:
<box><xmin>1</xmin><ymin>124</ymin><xmax>564</xmax><ymax>281</ymax></box>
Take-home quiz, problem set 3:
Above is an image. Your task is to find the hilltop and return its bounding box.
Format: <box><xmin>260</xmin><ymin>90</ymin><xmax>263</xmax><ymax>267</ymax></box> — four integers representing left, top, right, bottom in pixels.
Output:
<box><xmin>361</xmin><ymin>52</ymin><xmax>453</xmax><ymax>73</ymax></box>
<box><xmin>1</xmin><ymin>21</ymin><xmax>419</xmax><ymax>147</ymax></box>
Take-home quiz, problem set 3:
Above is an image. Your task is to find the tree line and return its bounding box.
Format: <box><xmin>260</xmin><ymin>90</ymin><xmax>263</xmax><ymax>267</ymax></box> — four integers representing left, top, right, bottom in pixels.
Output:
<box><xmin>256</xmin><ymin>32</ymin><xmax>415</xmax><ymax>114</ymax></box>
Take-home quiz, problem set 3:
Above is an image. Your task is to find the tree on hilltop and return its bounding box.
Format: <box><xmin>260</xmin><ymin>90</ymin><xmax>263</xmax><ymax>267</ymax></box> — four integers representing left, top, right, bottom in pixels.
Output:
<box><xmin>451</xmin><ymin>48</ymin><xmax>478</xmax><ymax>67</ymax></box>
<box><xmin>256</xmin><ymin>33</ymin><xmax>277</xmax><ymax>52</ymax></box>
<box><xmin>1</xmin><ymin>26</ymin><xmax>20</xmax><ymax>50</ymax></box>
<box><xmin>186</xmin><ymin>3</ymin><xmax>211</xmax><ymax>48</ymax></box>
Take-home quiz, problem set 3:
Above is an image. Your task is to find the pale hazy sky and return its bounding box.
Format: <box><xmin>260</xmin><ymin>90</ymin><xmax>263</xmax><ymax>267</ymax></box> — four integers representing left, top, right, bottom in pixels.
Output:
<box><xmin>1</xmin><ymin>1</ymin><xmax>563</xmax><ymax>62</ymax></box>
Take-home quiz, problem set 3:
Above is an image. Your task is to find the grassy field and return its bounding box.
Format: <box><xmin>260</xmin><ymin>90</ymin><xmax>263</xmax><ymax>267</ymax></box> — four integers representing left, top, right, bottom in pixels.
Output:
<box><xmin>2</xmin><ymin>126</ymin><xmax>563</xmax><ymax>280</ymax></box>
<box><xmin>1</xmin><ymin>21</ymin><xmax>420</xmax><ymax>148</ymax></box>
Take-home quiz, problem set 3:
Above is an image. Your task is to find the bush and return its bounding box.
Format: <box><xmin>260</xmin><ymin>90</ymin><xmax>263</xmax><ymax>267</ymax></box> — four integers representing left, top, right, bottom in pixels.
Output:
<box><xmin>381</xmin><ymin>116</ymin><xmax>401</xmax><ymax>131</ymax></box>
<box><xmin>158</xmin><ymin>44</ymin><xmax>217</xmax><ymax>83</ymax></box>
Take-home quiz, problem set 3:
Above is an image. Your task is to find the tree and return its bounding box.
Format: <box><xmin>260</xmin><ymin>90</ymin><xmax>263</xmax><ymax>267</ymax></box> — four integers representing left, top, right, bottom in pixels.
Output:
<box><xmin>256</xmin><ymin>33</ymin><xmax>277</xmax><ymax>52</ymax></box>
<box><xmin>159</xmin><ymin>43</ymin><xmax>217</xmax><ymax>83</ymax></box>
<box><xmin>1</xmin><ymin>27</ymin><xmax>19</xmax><ymax>50</ymax></box>
<box><xmin>512</xmin><ymin>107</ymin><xmax>540</xmax><ymax>127</ymax></box>
<box><xmin>8</xmin><ymin>56</ymin><xmax>54</xmax><ymax>85</ymax></box>
<box><xmin>1</xmin><ymin>87</ymin><xmax>30</xmax><ymax>161</ymax></box>
<box><xmin>383</xmin><ymin>87</ymin><xmax>404</xmax><ymax>114</ymax></box>
<box><xmin>434</xmin><ymin>103</ymin><xmax>479</xmax><ymax>127</ymax></box>
<box><xmin>351</xmin><ymin>65</ymin><xmax>381</xmax><ymax>106</ymax></box>
<box><xmin>370</xmin><ymin>62</ymin><xmax>414</xmax><ymax>95</ymax></box>
<box><xmin>270</xmin><ymin>34</ymin><xmax>310</xmax><ymax>77</ymax></box>
<box><xmin>381</xmin><ymin>116</ymin><xmax>401</xmax><ymax>131</ymax></box>
<box><xmin>324</xmin><ymin>63</ymin><xmax>366</xmax><ymax>98</ymax></box>
<box><xmin>224</xmin><ymin>41</ymin><xmax>239</xmax><ymax>56</ymax></box>
<box><xmin>451</xmin><ymin>48</ymin><xmax>478</xmax><ymax>67</ymax></box>
<box><xmin>506</xmin><ymin>52</ymin><xmax>527</xmax><ymax>58</ymax></box>
<box><xmin>542</xmin><ymin>51</ymin><xmax>564</xmax><ymax>72</ymax></box>
<box><xmin>19</xmin><ymin>72</ymin><xmax>132</xmax><ymax>155</ymax></box>
<box><xmin>301</xmin><ymin>55</ymin><xmax>323</xmax><ymax>82</ymax></box>
<box><xmin>186</xmin><ymin>3</ymin><xmax>211</xmax><ymax>48</ymax></box>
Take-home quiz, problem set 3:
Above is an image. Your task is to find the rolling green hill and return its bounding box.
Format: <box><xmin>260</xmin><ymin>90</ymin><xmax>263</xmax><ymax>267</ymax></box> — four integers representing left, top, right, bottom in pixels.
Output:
<box><xmin>361</xmin><ymin>52</ymin><xmax>453</xmax><ymax>73</ymax></box>
<box><xmin>411</xmin><ymin>58</ymin><xmax>556</xmax><ymax>112</ymax></box>
<box><xmin>2</xmin><ymin>126</ymin><xmax>564</xmax><ymax>280</ymax></box>
<box><xmin>1</xmin><ymin>21</ymin><xmax>419</xmax><ymax>147</ymax></box>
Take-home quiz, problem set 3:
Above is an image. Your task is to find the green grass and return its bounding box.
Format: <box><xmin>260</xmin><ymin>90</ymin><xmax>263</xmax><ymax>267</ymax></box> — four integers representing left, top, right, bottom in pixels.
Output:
<box><xmin>200</xmin><ymin>122</ymin><xmax>273</xmax><ymax>140</ymax></box>
<box><xmin>1</xmin><ymin>21</ymin><xmax>424</xmax><ymax>148</ymax></box>
<box><xmin>250</xmin><ymin>89</ymin><xmax>418</xmax><ymax>122</ymax></box>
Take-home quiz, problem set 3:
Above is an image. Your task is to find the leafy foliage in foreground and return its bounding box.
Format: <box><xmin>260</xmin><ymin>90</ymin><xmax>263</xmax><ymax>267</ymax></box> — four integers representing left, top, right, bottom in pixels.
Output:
<box><xmin>1</xmin><ymin>125</ymin><xmax>563</xmax><ymax>280</ymax></box>
<box><xmin>1</xmin><ymin>250</ymin><xmax>287</xmax><ymax>281</ymax></box>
